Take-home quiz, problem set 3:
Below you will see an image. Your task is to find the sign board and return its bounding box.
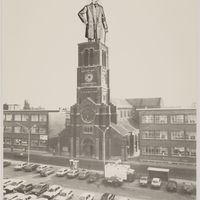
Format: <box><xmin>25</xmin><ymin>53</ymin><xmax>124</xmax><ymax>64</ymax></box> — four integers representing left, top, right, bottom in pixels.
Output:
<box><xmin>40</xmin><ymin>135</ymin><xmax>48</xmax><ymax>140</ymax></box>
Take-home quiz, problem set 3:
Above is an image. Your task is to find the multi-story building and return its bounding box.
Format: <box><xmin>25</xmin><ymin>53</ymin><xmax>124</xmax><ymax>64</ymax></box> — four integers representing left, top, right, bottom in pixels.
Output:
<box><xmin>3</xmin><ymin>105</ymin><xmax>61</xmax><ymax>151</ymax></box>
<box><xmin>138</xmin><ymin>108</ymin><xmax>196</xmax><ymax>163</ymax></box>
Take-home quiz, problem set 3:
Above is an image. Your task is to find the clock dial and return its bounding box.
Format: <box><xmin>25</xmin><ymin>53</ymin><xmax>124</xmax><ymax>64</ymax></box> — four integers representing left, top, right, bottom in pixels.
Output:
<box><xmin>85</xmin><ymin>73</ymin><xmax>93</xmax><ymax>82</ymax></box>
<box><xmin>81</xmin><ymin>107</ymin><xmax>96</xmax><ymax>123</ymax></box>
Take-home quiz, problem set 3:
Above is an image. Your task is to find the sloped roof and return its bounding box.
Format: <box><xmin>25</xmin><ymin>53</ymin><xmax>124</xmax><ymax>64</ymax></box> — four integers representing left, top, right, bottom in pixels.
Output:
<box><xmin>126</xmin><ymin>98</ymin><xmax>162</xmax><ymax>109</ymax></box>
<box><xmin>111</xmin><ymin>98</ymin><xmax>132</xmax><ymax>109</ymax></box>
<box><xmin>110</xmin><ymin>119</ymin><xmax>139</xmax><ymax>136</ymax></box>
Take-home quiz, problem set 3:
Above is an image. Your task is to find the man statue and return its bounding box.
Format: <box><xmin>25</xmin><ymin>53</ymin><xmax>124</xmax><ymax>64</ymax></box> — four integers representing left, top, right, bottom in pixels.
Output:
<box><xmin>78</xmin><ymin>0</ymin><xmax>108</xmax><ymax>43</ymax></box>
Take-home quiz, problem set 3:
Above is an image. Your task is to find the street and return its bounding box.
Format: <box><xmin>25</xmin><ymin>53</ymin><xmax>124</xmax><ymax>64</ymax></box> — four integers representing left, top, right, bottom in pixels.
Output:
<box><xmin>3</xmin><ymin>160</ymin><xmax>196</xmax><ymax>200</ymax></box>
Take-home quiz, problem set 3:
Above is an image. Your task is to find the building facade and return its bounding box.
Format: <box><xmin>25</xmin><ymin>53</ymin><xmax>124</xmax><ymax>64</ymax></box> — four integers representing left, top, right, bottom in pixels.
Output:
<box><xmin>3</xmin><ymin>107</ymin><xmax>60</xmax><ymax>152</ymax></box>
<box><xmin>138</xmin><ymin>108</ymin><xmax>196</xmax><ymax>163</ymax></box>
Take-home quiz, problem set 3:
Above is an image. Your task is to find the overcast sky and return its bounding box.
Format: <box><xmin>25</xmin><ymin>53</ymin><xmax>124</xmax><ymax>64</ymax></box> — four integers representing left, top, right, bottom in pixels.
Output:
<box><xmin>2</xmin><ymin>0</ymin><xmax>198</xmax><ymax>109</ymax></box>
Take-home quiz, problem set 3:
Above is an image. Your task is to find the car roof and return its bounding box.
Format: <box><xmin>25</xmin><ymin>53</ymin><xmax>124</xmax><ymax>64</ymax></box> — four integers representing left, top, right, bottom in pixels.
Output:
<box><xmin>152</xmin><ymin>178</ymin><xmax>160</xmax><ymax>181</ymax></box>
<box><xmin>49</xmin><ymin>185</ymin><xmax>61</xmax><ymax>189</ymax></box>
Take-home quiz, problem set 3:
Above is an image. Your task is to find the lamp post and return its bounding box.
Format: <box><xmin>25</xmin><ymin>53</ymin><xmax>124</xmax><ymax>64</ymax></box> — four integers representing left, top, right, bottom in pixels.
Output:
<box><xmin>16</xmin><ymin>123</ymin><xmax>36</xmax><ymax>164</ymax></box>
<box><xmin>94</xmin><ymin>126</ymin><xmax>109</xmax><ymax>175</ymax></box>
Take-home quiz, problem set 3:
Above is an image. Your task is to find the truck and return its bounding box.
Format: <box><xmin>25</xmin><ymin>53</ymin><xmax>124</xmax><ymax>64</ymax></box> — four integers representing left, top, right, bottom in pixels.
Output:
<box><xmin>103</xmin><ymin>162</ymin><xmax>135</xmax><ymax>187</ymax></box>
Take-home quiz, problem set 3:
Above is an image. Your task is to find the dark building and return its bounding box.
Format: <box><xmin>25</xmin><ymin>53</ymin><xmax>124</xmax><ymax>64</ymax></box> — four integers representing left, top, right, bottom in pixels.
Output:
<box><xmin>138</xmin><ymin>107</ymin><xmax>196</xmax><ymax>163</ymax></box>
<box><xmin>3</xmin><ymin>104</ymin><xmax>61</xmax><ymax>152</ymax></box>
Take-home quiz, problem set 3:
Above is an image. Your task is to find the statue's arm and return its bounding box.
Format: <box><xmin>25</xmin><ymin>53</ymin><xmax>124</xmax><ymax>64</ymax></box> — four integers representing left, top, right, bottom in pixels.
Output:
<box><xmin>102</xmin><ymin>8</ymin><xmax>108</xmax><ymax>32</ymax></box>
<box><xmin>78</xmin><ymin>6</ymin><xmax>88</xmax><ymax>24</ymax></box>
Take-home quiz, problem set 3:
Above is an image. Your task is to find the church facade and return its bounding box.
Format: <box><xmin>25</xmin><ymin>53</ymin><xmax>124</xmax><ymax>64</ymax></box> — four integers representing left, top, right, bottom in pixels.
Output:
<box><xmin>69</xmin><ymin>42</ymin><xmax>139</xmax><ymax>160</ymax></box>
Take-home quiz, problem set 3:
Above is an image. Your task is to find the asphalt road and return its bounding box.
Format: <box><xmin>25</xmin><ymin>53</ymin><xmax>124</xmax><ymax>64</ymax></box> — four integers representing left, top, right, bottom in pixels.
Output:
<box><xmin>3</xmin><ymin>160</ymin><xmax>196</xmax><ymax>200</ymax></box>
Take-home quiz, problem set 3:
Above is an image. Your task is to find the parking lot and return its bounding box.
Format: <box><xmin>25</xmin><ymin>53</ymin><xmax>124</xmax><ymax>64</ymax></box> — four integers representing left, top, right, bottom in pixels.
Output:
<box><xmin>4</xmin><ymin>160</ymin><xmax>196</xmax><ymax>200</ymax></box>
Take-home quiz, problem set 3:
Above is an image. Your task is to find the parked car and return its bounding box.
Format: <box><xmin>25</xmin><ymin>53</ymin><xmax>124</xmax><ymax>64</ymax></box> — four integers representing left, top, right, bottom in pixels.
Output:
<box><xmin>139</xmin><ymin>176</ymin><xmax>149</xmax><ymax>187</ymax></box>
<box><xmin>54</xmin><ymin>189</ymin><xmax>74</xmax><ymax>200</ymax></box>
<box><xmin>87</xmin><ymin>172</ymin><xmax>99</xmax><ymax>183</ymax></box>
<box><xmin>40</xmin><ymin>167</ymin><xmax>55</xmax><ymax>177</ymax></box>
<box><xmin>100</xmin><ymin>193</ymin><xmax>115</xmax><ymax>200</ymax></box>
<box><xmin>4</xmin><ymin>160</ymin><xmax>11</xmax><ymax>167</ymax></box>
<box><xmin>166</xmin><ymin>180</ymin><xmax>178</xmax><ymax>192</ymax></box>
<box><xmin>3</xmin><ymin>178</ymin><xmax>14</xmax><ymax>188</ymax></box>
<box><xmin>5</xmin><ymin>179</ymin><xmax>26</xmax><ymax>193</ymax></box>
<box><xmin>24</xmin><ymin>164</ymin><xmax>39</xmax><ymax>172</ymax></box>
<box><xmin>42</xmin><ymin>185</ymin><xmax>62</xmax><ymax>199</ymax></box>
<box><xmin>29</xmin><ymin>182</ymin><xmax>49</xmax><ymax>196</ymax></box>
<box><xmin>56</xmin><ymin>168</ymin><xmax>70</xmax><ymax>177</ymax></box>
<box><xmin>78</xmin><ymin>169</ymin><xmax>90</xmax><ymax>180</ymax></box>
<box><xmin>79</xmin><ymin>193</ymin><xmax>95</xmax><ymax>200</ymax></box>
<box><xmin>15</xmin><ymin>183</ymin><xmax>34</xmax><ymax>194</ymax></box>
<box><xmin>4</xmin><ymin>192</ymin><xmax>22</xmax><ymax>200</ymax></box>
<box><xmin>182</xmin><ymin>182</ymin><xmax>195</xmax><ymax>194</ymax></box>
<box><xmin>67</xmin><ymin>169</ymin><xmax>79</xmax><ymax>178</ymax></box>
<box><xmin>103</xmin><ymin>176</ymin><xmax>123</xmax><ymax>187</ymax></box>
<box><xmin>36</xmin><ymin>165</ymin><xmax>48</xmax><ymax>173</ymax></box>
<box><xmin>151</xmin><ymin>178</ymin><xmax>162</xmax><ymax>189</ymax></box>
<box><xmin>14</xmin><ymin>163</ymin><xmax>28</xmax><ymax>171</ymax></box>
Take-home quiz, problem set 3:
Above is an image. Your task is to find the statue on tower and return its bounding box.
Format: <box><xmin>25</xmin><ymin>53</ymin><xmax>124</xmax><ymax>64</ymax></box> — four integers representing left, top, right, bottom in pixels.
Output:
<box><xmin>78</xmin><ymin>0</ymin><xmax>108</xmax><ymax>43</ymax></box>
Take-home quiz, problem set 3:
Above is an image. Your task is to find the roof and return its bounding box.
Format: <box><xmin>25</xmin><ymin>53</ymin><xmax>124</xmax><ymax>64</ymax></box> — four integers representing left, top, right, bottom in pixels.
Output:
<box><xmin>137</xmin><ymin>107</ymin><xmax>196</xmax><ymax>111</ymax></box>
<box><xmin>126</xmin><ymin>98</ymin><xmax>162</xmax><ymax>109</ymax></box>
<box><xmin>111</xmin><ymin>98</ymin><xmax>132</xmax><ymax>109</ymax></box>
<box><xmin>147</xmin><ymin>167</ymin><xmax>170</xmax><ymax>172</ymax></box>
<box><xmin>110</xmin><ymin>119</ymin><xmax>139</xmax><ymax>136</ymax></box>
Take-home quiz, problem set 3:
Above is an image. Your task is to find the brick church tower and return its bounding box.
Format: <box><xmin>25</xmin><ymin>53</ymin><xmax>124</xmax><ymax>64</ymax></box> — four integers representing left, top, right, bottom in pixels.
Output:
<box><xmin>70</xmin><ymin>42</ymin><xmax>117</xmax><ymax>160</ymax></box>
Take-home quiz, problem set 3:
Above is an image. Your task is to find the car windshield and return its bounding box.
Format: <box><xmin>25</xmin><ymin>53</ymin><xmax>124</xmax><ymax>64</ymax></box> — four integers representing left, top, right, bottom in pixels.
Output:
<box><xmin>35</xmin><ymin>185</ymin><xmax>42</xmax><ymax>189</ymax></box>
<box><xmin>10</xmin><ymin>182</ymin><xmax>18</xmax><ymax>186</ymax></box>
<box><xmin>48</xmin><ymin>188</ymin><xmax>55</xmax><ymax>192</ymax></box>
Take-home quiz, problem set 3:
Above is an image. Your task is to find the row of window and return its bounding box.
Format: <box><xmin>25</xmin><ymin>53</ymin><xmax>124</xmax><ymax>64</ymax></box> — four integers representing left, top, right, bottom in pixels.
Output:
<box><xmin>142</xmin><ymin>146</ymin><xmax>196</xmax><ymax>157</ymax></box>
<box><xmin>4</xmin><ymin>126</ymin><xmax>47</xmax><ymax>134</ymax></box>
<box><xmin>4</xmin><ymin>138</ymin><xmax>47</xmax><ymax>147</ymax></box>
<box><xmin>142</xmin><ymin>130</ymin><xmax>196</xmax><ymax>140</ymax></box>
<box><xmin>4</xmin><ymin>114</ymin><xmax>47</xmax><ymax>122</ymax></box>
<box><xmin>141</xmin><ymin>114</ymin><xmax>196</xmax><ymax>124</ymax></box>
<box><xmin>120</xmin><ymin>110</ymin><xmax>132</xmax><ymax>119</ymax></box>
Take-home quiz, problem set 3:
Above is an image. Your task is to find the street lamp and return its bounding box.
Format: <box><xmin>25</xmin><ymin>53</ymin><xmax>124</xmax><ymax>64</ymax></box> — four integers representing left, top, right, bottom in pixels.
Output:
<box><xmin>16</xmin><ymin>123</ymin><xmax>36</xmax><ymax>164</ymax></box>
<box><xmin>94</xmin><ymin>125</ymin><xmax>109</xmax><ymax>175</ymax></box>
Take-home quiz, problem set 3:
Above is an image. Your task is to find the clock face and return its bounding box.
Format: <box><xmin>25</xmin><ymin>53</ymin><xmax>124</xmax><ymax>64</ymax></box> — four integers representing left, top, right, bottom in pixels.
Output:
<box><xmin>81</xmin><ymin>107</ymin><xmax>96</xmax><ymax>123</ymax></box>
<box><xmin>85</xmin><ymin>73</ymin><xmax>93</xmax><ymax>83</ymax></box>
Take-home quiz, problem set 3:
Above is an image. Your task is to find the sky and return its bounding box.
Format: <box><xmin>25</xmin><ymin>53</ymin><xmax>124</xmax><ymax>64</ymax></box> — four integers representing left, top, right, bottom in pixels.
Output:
<box><xmin>2</xmin><ymin>0</ymin><xmax>198</xmax><ymax>109</ymax></box>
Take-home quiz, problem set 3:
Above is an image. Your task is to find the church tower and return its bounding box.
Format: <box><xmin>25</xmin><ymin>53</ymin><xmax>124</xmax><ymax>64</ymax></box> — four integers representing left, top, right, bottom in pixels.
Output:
<box><xmin>70</xmin><ymin>41</ymin><xmax>117</xmax><ymax>160</ymax></box>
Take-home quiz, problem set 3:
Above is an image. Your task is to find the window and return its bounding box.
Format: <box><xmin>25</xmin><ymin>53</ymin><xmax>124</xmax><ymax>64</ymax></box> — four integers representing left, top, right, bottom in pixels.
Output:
<box><xmin>142</xmin><ymin>146</ymin><xmax>168</xmax><ymax>156</ymax></box>
<box><xmin>14</xmin><ymin>114</ymin><xmax>21</xmax><ymax>121</ymax></box>
<box><xmin>171</xmin><ymin>131</ymin><xmax>184</xmax><ymax>140</ymax></box>
<box><xmin>4</xmin><ymin>126</ymin><xmax>12</xmax><ymax>133</ymax></box>
<box><xmin>124</xmin><ymin>111</ymin><xmax>126</xmax><ymax>117</ymax></box>
<box><xmin>31</xmin><ymin>140</ymin><xmax>39</xmax><ymax>147</ymax></box>
<box><xmin>185</xmin><ymin>148</ymin><xmax>196</xmax><ymax>157</ymax></box>
<box><xmin>39</xmin><ymin>127</ymin><xmax>46</xmax><ymax>134</ymax></box>
<box><xmin>39</xmin><ymin>140</ymin><xmax>47</xmax><ymax>147</ymax></box>
<box><xmin>39</xmin><ymin>115</ymin><xmax>47</xmax><ymax>122</ymax></box>
<box><xmin>142</xmin><ymin>130</ymin><xmax>167</xmax><ymax>140</ymax></box>
<box><xmin>31</xmin><ymin>115</ymin><xmax>39</xmax><ymax>122</ymax></box>
<box><xmin>31</xmin><ymin>126</ymin><xmax>38</xmax><ymax>134</ymax></box>
<box><xmin>5</xmin><ymin>114</ymin><xmax>12</xmax><ymax>121</ymax></box>
<box><xmin>141</xmin><ymin>115</ymin><xmax>154</xmax><ymax>123</ymax></box>
<box><xmin>83</xmin><ymin>126</ymin><xmax>93</xmax><ymax>134</ymax></box>
<box><xmin>185</xmin><ymin>132</ymin><xmax>196</xmax><ymax>140</ymax></box>
<box><xmin>154</xmin><ymin>115</ymin><xmax>167</xmax><ymax>124</ymax></box>
<box><xmin>22</xmin><ymin>114</ymin><xmax>29</xmax><ymax>121</ymax></box>
<box><xmin>171</xmin><ymin>147</ymin><xmax>185</xmax><ymax>156</ymax></box>
<box><xmin>170</xmin><ymin>115</ymin><xmax>184</xmax><ymax>124</ymax></box>
<box><xmin>14</xmin><ymin>126</ymin><xmax>21</xmax><ymax>133</ymax></box>
<box><xmin>185</xmin><ymin>115</ymin><xmax>196</xmax><ymax>124</ymax></box>
<box><xmin>4</xmin><ymin>138</ymin><xmax>11</xmax><ymax>145</ymax></box>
